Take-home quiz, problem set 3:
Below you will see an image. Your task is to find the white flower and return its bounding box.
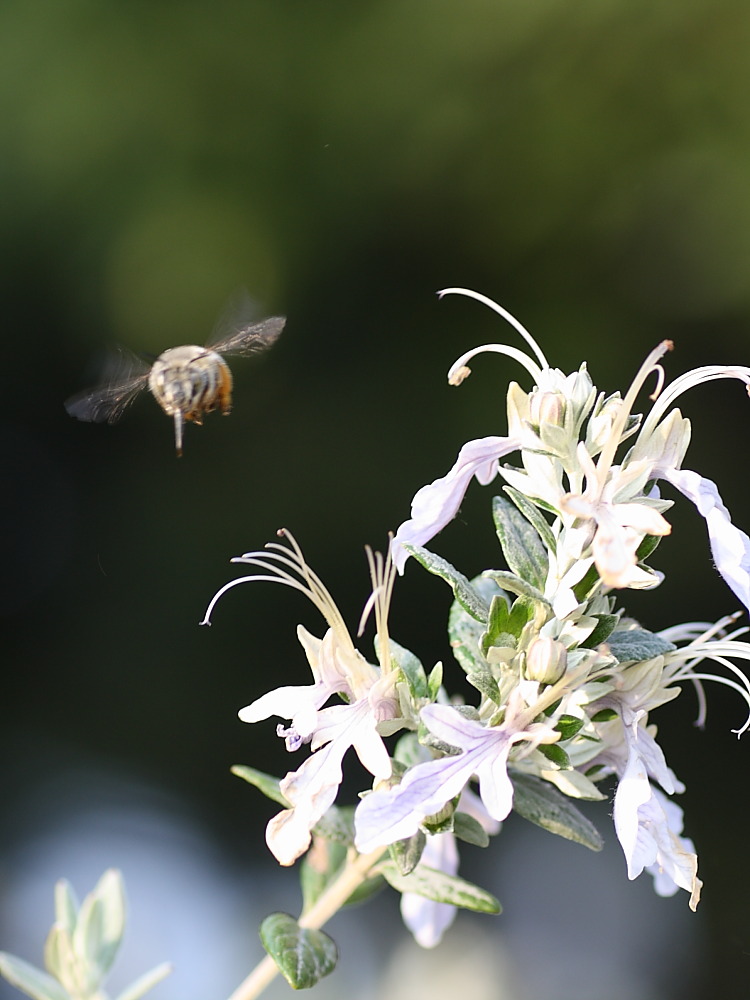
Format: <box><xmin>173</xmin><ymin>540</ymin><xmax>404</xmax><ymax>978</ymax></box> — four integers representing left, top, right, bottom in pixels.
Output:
<box><xmin>267</xmin><ymin>694</ymin><xmax>393</xmax><ymax>865</ymax></box>
<box><xmin>202</xmin><ymin>532</ymin><xmax>399</xmax><ymax>866</ymax></box>
<box><xmin>559</xmin><ymin>444</ymin><xmax>671</xmax><ymax>589</ymax></box>
<box><xmin>355</xmin><ymin>684</ymin><xmax>562</xmax><ymax>853</ymax></box>
<box><xmin>391</xmin><ymin>436</ymin><xmax>519</xmax><ymax>572</ymax></box>
<box><xmin>393</xmin><ymin>287</ymin><xmax>750</xmax><ymax>615</ymax></box>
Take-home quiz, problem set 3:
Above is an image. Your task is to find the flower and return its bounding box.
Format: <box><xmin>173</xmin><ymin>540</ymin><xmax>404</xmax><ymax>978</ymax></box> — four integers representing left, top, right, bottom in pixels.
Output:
<box><xmin>202</xmin><ymin>532</ymin><xmax>400</xmax><ymax>865</ymax></box>
<box><xmin>393</xmin><ymin>287</ymin><xmax>750</xmax><ymax>614</ymax></box>
<box><xmin>355</xmin><ymin>664</ymin><xmax>582</xmax><ymax>853</ymax></box>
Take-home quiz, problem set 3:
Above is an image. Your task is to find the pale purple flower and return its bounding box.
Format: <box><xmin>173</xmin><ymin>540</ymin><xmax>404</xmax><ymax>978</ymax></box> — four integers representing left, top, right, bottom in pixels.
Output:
<box><xmin>355</xmin><ymin>698</ymin><xmax>555</xmax><ymax>854</ymax></box>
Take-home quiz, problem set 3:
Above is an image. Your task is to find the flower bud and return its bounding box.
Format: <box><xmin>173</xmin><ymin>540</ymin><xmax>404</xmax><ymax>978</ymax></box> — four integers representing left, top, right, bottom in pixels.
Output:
<box><xmin>524</xmin><ymin>637</ymin><xmax>567</xmax><ymax>685</ymax></box>
<box><xmin>585</xmin><ymin>394</ymin><xmax>625</xmax><ymax>455</ymax></box>
<box><xmin>529</xmin><ymin>390</ymin><xmax>565</xmax><ymax>428</ymax></box>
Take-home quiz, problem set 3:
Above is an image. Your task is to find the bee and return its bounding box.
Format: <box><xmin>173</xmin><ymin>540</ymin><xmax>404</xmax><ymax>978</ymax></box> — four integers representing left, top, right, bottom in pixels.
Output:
<box><xmin>65</xmin><ymin>304</ymin><xmax>285</xmax><ymax>456</ymax></box>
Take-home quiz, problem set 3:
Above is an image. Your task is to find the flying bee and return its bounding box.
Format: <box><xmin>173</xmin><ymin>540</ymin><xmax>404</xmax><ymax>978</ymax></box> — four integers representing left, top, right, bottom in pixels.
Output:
<box><xmin>65</xmin><ymin>306</ymin><xmax>285</xmax><ymax>456</ymax></box>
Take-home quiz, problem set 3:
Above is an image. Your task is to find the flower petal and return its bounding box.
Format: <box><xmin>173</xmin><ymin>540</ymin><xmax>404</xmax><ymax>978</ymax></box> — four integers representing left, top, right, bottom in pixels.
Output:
<box><xmin>391</xmin><ymin>435</ymin><xmax>518</xmax><ymax>572</ymax></box>
<box><xmin>400</xmin><ymin>832</ymin><xmax>459</xmax><ymax>948</ymax></box>
<box><xmin>661</xmin><ymin>467</ymin><xmax>750</xmax><ymax>613</ymax></box>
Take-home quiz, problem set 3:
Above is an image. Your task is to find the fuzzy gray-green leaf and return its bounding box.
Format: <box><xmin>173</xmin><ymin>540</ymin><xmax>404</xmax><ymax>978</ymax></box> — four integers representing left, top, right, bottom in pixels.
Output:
<box><xmin>379</xmin><ymin>861</ymin><xmax>500</xmax><ymax>913</ymax></box>
<box><xmin>605</xmin><ymin>629</ymin><xmax>676</xmax><ymax>663</ymax></box>
<box><xmin>511</xmin><ymin>773</ymin><xmax>604</xmax><ymax>851</ymax></box>
<box><xmin>581</xmin><ymin>614</ymin><xmax>620</xmax><ymax>649</ymax></box>
<box><xmin>260</xmin><ymin>914</ymin><xmax>338</xmax><ymax>990</ymax></box>
<box><xmin>404</xmin><ymin>545</ymin><xmax>489</xmax><ymax>622</ymax></box>
<box><xmin>503</xmin><ymin>486</ymin><xmax>557</xmax><ymax>554</ymax></box>
<box><xmin>385</xmin><ymin>638</ymin><xmax>428</xmax><ymax>699</ymax></box>
<box><xmin>492</xmin><ymin>495</ymin><xmax>549</xmax><ymax>590</ymax></box>
<box><xmin>453</xmin><ymin>811</ymin><xmax>491</xmax><ymax>848</ymax></box>
<box><xmin>231</xmin><ymin>765</ymin><xmax>290</xmax><ymax>807</ymax></box>
<box><xmin>448</xmin><ymin>576</ymin><xmax>506</xmax><ymax>675</ymax></box>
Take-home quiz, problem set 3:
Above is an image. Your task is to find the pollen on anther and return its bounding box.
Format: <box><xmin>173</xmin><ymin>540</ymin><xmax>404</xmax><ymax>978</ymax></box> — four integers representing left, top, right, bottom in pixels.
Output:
<box><xmin>449</xmin><ymin>365</ymin><xmax>472</xmax><ymax>386</ymax></box>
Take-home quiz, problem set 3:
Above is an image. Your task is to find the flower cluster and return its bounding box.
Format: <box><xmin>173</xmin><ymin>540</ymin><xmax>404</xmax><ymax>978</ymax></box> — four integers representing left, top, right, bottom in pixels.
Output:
<box><xmin>203</xmin><ymin>288</ymin><xmax>750</xmax><ymax>962</ymax></box>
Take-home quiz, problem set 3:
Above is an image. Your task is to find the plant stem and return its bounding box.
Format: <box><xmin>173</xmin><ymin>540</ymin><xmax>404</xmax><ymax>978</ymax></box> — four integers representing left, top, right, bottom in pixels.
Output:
<box><xmin>226</xmin><ymin>846</ymin><xmax>386</xmax><ymax>1000</ymax></box>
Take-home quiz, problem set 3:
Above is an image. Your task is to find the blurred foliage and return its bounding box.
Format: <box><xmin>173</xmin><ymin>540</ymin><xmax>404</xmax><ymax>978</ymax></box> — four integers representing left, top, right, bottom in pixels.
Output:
<box><xmin>3</xmin><ymin>1</ymin><xmax>750</xmax><ymax>997</ymax></box>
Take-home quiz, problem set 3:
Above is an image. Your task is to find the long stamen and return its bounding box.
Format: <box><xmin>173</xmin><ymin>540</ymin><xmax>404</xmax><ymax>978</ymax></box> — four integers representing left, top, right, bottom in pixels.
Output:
<box><xmin>667</xmin><ymin>640</ymin><xmax>750</xmax><ymax>736</ymax></box>
<box><xmin>359</xmin><ymin>544</ymin><xmax>397</xmax><ymax>674</ymax></box>
<box><xmin>593</xmin><ymin>340</ymin><xmax>673</xmax><ymax>492</ymax></box>
<box><xmin>199</xmin><ymin>530</ymin><xmax>353</xmax><ymax>650</ymax></box>
<box><xmin>447</xmin><ymin>342</ymin><xmax>544</xmax><ymax>386</ymax></box>
<box><xmin>438</xmin><ymin>288</ymin><xmax>549</xmax><ymax>368</ymax></box>
<box><xmin>639</xmin><ymin>365</ymin><xmax>750</xmax><ymax>441</ymax></box>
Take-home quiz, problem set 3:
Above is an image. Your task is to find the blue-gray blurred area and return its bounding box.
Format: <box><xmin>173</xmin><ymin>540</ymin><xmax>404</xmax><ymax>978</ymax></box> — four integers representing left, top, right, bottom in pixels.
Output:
<box><xmin>2</xmin><ymin>1</ymin><xmax>750</xmax><ymax>998</ymax></box>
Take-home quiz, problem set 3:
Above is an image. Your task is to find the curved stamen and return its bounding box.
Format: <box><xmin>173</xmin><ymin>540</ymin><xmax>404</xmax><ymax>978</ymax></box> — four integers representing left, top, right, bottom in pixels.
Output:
<box><xmin>447</xmin><ymin>342</ymin><xmax>544</xmax><ymax>386</ymax></box>
<box><xmin>640</xmin><ymin>365</ymin><xmax>750</xmax><ymax>442</ymax></box>
<box><xmin>593</xmin><ymin>341</ymin><xmax>673</xmax><ymax>494</ymax></box>
<box><xmin>359</xmin><ymin>543</ymin><xmax>397</xmax><ymax>674</ymax></box>
<box><xmin>199</xmin><ymin>530</ymin><xmax>353</xmax><ymax>650</ymax></box>
<box><xmin>438</xmin><ymin>287</ymin><xmax>549</xmax><ymax>369</ymax></box>
<box><xmin>667</xmin><ymin>640</ymin><xmax>750</xmax><ymax>736</ymax></box>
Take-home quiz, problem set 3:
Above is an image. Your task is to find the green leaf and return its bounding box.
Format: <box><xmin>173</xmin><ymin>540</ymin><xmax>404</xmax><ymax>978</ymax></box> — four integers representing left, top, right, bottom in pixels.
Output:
<box><xmin>389</xmin><ymin>830</ymin><xmax>426</xmax><ymax>875</ymax></box>
<box><xmin>572</xmin><ymin>563</ymin><xmax>601</xmax><ymax>602</ymax></box>
<box><xmin>378</xmin><ymin>862</ymin><xmax>501</xmax><ymax>914</ymax></box>
<box><xmin>503</xmin><ymin>486</ymin><xmax>557</xmax><ymax>555</ymax></box>
<box><xmin>511</xmin><ymin>773</ymin><xmax>604</xmax><ymax>851</ymax></box>
<box><xmin>492</xmin><ymin>495</ymin><xmax>549</xmax><ymax>590</ymax></box>
<box><xmin>45</xmin><ymin>925</ymin><xmax>79</xmax><ymax>997</ymax></box>
<box><xmin>385</xmin><ymin>638</ymin><xmax>428</xmax><ymax>699</ymax></box>
<box><xmin>453</xmin><ymin>812</ymin><xmax>491</xmax><ymax>848</ymax></box>
<box><xmin>427</xmin><ymin>661</ymin><xmax>443</xmax><ymax>701</ymax></box>
<box><xmin>260</xmin><ymin>914</ymin><xmax>338</xmax><ymax>990</ymax></box>
<box><xmin>605</xmin><ymin>629</ymin><xmax>676</xmax><ymax>663</ymax></box>
<box><xmin>554</xmin><ymin>714</ymin><xmax>584</xmax><ymax>741</ymax></box>
<box><xmin>448</xmin><ymin>576</ymin><xmax>506</xmax><ymax>675</ymax></box>
<box><xmin>591</xmin><ymin>708</ymin><xmax>618</xmax><ymax>722</ymax></box>
<box><xmin>404</xmin><ymin>545</ymin><xmax>489</xmax><ymax>622</ymax></box>
<box><xmin>636</xmin><ymin>532</ymin><xmax>662</xmax><ymax>561</ymax></box>
<box><xmin>114</xmin><ymin>963</ymin><xmax>172</xmax><ymax>1000</ymax></box>
<box><xmin>581</xmin><ymin>614</ymin><xmax>620</xmax><ymax>649</ymax></box>
<box><xmin>231</xmin><ymin>765</ymin><xmax>290</xmax><ymax>807</ymax></box>
<box><xmin>538</xmin><ymin>743</ymin><xmax>571</xmax><ymax>768</ymax></box>
<box><xmin>0</xmin><ymin>953</ymin><xmax>69</xmax><ymax>1000</ymax></box>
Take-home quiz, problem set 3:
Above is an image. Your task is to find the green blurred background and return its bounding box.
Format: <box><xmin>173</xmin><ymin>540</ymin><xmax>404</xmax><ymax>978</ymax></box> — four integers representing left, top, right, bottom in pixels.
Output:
<box><xmin>3</xmin><ymin>1</ymin><xmax>750</xmax><ymax>997</ymax></box>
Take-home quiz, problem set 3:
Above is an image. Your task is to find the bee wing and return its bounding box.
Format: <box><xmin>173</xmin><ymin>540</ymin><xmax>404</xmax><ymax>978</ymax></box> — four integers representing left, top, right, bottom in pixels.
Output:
<box><xmin>207</xmin><ymin>289</ymin><xmax>286</xmax><ymax>357</ymax></box>
<box><xmin>65</xmin><ymin>348</ymin><xmax>151</xmax><ymax>424</ymax></box>
<box><xmin>212</xmin><ymin>315</ymin><xmax>286</xmax><ymax>357</ymax></box>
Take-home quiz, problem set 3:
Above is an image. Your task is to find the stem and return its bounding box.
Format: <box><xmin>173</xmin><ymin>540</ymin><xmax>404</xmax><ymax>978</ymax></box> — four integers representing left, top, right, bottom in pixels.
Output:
<box><xmin>225</xmin><ymin>846</ymin><xmax>387</xmax><ymax>1000</ymax></box>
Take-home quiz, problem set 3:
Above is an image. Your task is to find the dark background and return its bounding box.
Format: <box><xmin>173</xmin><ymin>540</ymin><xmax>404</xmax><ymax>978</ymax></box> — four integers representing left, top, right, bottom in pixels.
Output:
<box><xmin>3</xmin><ymin>3</ymin><xmax>750</xmax><ymax>998</ymax></box>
